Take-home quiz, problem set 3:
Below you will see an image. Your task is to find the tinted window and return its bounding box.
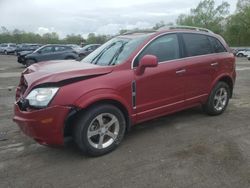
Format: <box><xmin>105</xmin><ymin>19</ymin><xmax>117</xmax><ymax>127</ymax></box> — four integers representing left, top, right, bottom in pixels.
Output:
<box><xmin>39</xmin><ymin>46</ymin><xmax>54</xmax><ymax>53</ymax></box>
<box><xmin>208</xmin><ymin>37</ymin><xmax>227</xmax><ymax>53</ymax></box>
<box><xmin>55</xmin><ymin>46</ymin><xmax>68</xmax><ymax>51</ymax></box>
<box><xmin>182</xmin><ymin>33</ymin><xmax>213</xmax><ymax>56</ymax></box>
<box><xmin>135</xmin><ymin>34</ymin><xmax>180</xmax><ymax>66</ymax></box>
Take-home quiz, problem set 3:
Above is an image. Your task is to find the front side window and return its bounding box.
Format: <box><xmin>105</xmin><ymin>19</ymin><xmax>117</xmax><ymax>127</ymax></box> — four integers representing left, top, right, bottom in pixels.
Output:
<box><xmin>182</xmin><ymin>33</ymin><xmax>213</xmax><ymax>57</ymax></box>
<box><xmin>134</xmin><ymin>34</ymin><xmax>180</xmax><ymax>67</ymax></box>
<box><xmin>39</xmin><ymin>46</ymin><xmax>54</xmax><ymax>53</ymax></box>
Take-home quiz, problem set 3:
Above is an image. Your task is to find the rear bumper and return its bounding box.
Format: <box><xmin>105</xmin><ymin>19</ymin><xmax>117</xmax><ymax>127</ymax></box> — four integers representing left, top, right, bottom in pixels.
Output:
<box><xmin>13</xmin><ymin>103</ymin><xmax>71</xmax><ymax>146</ymax></box>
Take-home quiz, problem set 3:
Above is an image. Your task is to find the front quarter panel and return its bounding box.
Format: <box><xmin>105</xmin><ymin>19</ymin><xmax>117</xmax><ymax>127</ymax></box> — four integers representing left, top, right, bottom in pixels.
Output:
<box><xmin>49</xmin><ymin>69</ymin><xmax>134</xmax><ymax>118</ymax></box>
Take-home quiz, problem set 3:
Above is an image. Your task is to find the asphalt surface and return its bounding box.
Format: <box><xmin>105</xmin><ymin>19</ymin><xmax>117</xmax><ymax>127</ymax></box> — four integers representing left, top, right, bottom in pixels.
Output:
<box><xmin>0</xmin><ymin>55</ymin><xmax>250</xmax><ymax>188</ymax></box>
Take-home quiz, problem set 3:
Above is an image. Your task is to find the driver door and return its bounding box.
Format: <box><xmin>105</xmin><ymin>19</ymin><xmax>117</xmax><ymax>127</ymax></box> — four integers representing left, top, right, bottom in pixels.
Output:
<box><xmin>134</xmin><ymin>34</ymin><xmax>186</xmax><ymax>122</ymax></box>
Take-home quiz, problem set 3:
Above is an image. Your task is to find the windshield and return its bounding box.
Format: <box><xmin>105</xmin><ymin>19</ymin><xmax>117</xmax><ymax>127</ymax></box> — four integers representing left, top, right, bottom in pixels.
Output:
<box><xmin>33</xmin><ymin>45</ymin><xmax>46</xmax><ymax>53</ymax></box>
<box><xmin>82</xmin><ymin>35</ymin><xmax>148</xmax><ymax>66</ymax></box>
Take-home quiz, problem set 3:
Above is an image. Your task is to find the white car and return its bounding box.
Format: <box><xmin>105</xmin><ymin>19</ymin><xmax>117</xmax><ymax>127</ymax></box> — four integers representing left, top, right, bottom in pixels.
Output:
<box><xmin>236</xmin><ymin>48</ymin><xmax>250</xmax><ymax>57</ymax></box>
<box><xmin>246</xmin><ymin>51</ymin><xmax>250</xmax><ymax>60</ymax></box>
<box><xmin>0</xmin><ymin>43</ymin><xmax>17</xmax><ymax>54</ymax></box>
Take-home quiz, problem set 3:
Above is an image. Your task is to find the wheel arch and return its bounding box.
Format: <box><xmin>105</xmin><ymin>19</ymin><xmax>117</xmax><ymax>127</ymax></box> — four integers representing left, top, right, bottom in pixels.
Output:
<box><xmin>64</xmin><ymin>98</ymin><xmax>132</xmax><ymax>138</ymax></box>
<box><xmin>210</xmin><ymin>75</ymin><xmax>234</xmax><ymax>98</ymax></box>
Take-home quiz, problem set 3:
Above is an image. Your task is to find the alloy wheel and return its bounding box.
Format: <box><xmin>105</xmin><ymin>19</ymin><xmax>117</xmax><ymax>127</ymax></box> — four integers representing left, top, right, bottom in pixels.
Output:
<box><xmin>213</xmin><ymin>88</ymin><xmax>228</xmax><ymax>111</ymax></box>
<box><xmin>87</xmin><ymin>113</ymin><xmax>120</xmax><ymax>149</ymax></box>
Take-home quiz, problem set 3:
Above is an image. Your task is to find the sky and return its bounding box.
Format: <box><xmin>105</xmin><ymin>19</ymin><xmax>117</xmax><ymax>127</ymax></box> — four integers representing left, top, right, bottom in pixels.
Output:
<box><xmin>0</xmin><ymin>0</ymin><xmax>237</xmax><ymax>38</ymax></box>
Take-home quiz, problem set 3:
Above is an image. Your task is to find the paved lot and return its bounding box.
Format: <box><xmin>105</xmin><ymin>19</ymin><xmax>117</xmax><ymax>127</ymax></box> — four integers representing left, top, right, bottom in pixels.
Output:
<box><xmin>0</xmin><ymin>55</ymin><xmax>250</xmax><ymax>188</ymax></box>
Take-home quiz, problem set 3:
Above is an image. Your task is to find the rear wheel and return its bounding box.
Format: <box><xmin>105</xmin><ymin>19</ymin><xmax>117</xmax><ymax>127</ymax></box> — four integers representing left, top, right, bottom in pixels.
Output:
<box><xmin>74</xmin><ymin>104</ymin><xmax>126</xmax><ymax>156</ymax></box>
<box><xmin>4</xmin><ymin>51</ymin><xmax>8</xmax><ymax>55</ymax></box>
<box><xmin>203</xmin><ymin>82</ymin><xmax>230</xmax><ymax>115</ymax></box>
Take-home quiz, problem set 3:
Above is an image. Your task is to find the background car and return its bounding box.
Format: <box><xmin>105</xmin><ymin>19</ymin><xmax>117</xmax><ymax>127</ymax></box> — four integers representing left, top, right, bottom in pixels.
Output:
<box><xmin>0</xmin><ymin>43</ymin><xmax>17</xmax><ymax>54</ymax></box>
<box><xmin>78</xmin><ymin>44</ymin><xmax>101</xmax><ymax>59</ymax></box>
<box><xmin>246</xmin><ymin>51</ymin><xmax>250</xmax><ymax>60</ymax></box>
<box><xmin>236</xmin><ymin>48</ymin><xmax>250</xmax><ymax>57</ymax></box>
<box><xmin>15</xmin><ymin>44</ymin><xmax>42</xmax><ymax>55</ymax></box>
<box><xmin>23</xmin><ymin>44</ymin><xmax>79</xmax><ymax>67</ymax></box>
<box><xmin>17</xmin><ymin>50</ymin><xmax>34</xmax><ymax>64</ymax></box>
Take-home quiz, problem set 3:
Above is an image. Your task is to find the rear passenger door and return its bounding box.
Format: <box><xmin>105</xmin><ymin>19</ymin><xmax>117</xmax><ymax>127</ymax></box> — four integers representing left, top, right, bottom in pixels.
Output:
<box><xmin>181</xmin><ymin>33</ymin><xmax>217</xmax><ymax>105</ymax></box>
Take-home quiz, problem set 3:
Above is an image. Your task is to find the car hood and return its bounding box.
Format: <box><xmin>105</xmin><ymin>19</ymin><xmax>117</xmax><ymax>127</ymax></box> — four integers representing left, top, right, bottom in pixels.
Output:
<box><xmin>19</xmin><ymin>51</ymin><xmax>32</xmax><ymax>56</ymax></box>
<box><xmin>23</xmin><ymin>60</ymin><xmax>113</xmax><ymax>88</ymax></box>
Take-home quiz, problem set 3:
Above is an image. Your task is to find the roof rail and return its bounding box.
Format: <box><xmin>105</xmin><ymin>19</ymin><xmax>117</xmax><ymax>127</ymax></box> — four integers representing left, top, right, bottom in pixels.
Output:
<box><xmin>123</xmin><ymin>29</ymin><xmax>156</xmax><ymax>35</ymax></box>
<box><xmin>157</xmin><ymin>25</ymin><xmax>214</xmax><ymax>33</ymax></box>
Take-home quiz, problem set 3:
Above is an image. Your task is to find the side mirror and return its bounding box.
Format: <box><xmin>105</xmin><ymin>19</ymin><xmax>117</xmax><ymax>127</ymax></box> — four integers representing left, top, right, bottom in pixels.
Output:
<box><xmin>136</xmin><ymin>55</ymin><xmax>158</xmax><ymax>75</ymax></box>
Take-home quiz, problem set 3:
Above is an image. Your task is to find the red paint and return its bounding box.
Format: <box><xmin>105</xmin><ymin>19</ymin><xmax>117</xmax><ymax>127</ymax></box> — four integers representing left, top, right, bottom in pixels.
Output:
<box><xmin>13</xmin><ymin>29</ymin><xmax>236</xmax><ymax>146</ymax></box>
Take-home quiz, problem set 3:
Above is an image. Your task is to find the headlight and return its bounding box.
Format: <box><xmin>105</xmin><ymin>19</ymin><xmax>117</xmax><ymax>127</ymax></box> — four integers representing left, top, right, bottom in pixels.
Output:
<box><xmin>26</xmin><ymin>87</ymin><xmax>59</xmax><ymax>107</ymax></box>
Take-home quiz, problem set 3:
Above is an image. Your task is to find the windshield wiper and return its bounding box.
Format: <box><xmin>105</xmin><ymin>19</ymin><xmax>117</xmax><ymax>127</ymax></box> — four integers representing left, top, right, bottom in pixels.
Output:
<box><xmin>108</xmin><ymin>42</ymin><xmax>127</xmax><ymax>66</ymax></box>
<box><xmin>90</xmin><ymin>43</ymin><xmax>116</xmax><ymax>64</ymax></box>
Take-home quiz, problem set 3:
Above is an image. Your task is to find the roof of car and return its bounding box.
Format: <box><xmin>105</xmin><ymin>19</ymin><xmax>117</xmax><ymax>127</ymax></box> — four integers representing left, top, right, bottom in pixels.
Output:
<box><xmin>120</xmin><ymin>25</ymin><xmax>215</xmax><ymax>38</ymax></box>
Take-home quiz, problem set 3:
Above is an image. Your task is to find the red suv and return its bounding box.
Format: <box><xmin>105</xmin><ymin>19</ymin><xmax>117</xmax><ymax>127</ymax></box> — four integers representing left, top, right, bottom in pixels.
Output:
<box><xmin>13</xmin><ymin>27</ymin><xmax>236</xmax><ymax>156</ymax></box>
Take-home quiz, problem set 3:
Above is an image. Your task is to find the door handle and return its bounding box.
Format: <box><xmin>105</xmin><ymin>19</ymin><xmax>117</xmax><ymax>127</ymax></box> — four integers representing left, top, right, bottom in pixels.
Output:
<box><xmin>211</xmin><ymin>62</ymin><xmax>218</xmax><ymax>66</ymax></box>
<box><xmin>176</xmin><ymin>69</ymin><xmax>186</xmax><ymax>74</ymax></box>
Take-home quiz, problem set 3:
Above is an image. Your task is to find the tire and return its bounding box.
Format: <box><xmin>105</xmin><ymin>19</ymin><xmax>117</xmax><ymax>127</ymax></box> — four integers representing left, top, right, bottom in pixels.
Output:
<box><xmin>25</xmin><ymin>59</ymin><xmax>36</xmax><ymax>67</ymax></box>
<box><xmin>203</xmin><ymin>82</ymin><xmax>230</xmax><ymax>116</ymax></box>
<box><xmin>65</xmin><ymin>56</ymin><xmax>75</xmax><ymax>60</ymax></box>
<box><xmin>4</xmin><ymin>51</ymin><xmax>8</xmax><ymax>55</ymax></box>
<box><xmin>237</xmin><ymin>53</ymin><xmax>243</xmax><ymax>57</ymax></box>
<box><xmin>74</xmin><ymin>104</ymin><xmax>126</xmax><ymax>156</ymax></box>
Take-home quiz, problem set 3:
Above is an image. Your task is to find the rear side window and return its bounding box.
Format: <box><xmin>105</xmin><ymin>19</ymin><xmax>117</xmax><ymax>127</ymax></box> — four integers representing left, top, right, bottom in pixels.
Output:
<box><xmin>182</xmin><ymin>33</ymin><xmax>213</xmax><ymax>57</ymax></box>
<box><xmin>55</xmin><ymin>46</ymin><xmax>67</xmax><ymax>51</ymax></box>
<box><xmin>209</xmin><ymin>37</ymin><xmax>227</xmax><ymax>53</ymax></box>
<box><xmin>136</xmin><ymin>34</ymin><xmax>180</xmax><ymax>65</ymax></box>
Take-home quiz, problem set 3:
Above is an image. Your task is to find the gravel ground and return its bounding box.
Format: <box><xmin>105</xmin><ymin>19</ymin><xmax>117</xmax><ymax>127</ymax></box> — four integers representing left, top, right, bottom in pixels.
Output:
<box><xmin>0</xmin><ymin>55</ymin><xmax>249</xmax><ymax>188</ymax></box>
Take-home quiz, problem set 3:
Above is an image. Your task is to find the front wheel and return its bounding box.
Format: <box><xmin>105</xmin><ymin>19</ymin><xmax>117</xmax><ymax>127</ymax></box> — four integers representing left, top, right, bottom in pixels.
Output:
<box><xmin>25</xmin><ymin>59</ymin><xmax>36</xmax><ymax>67</ymax></box>
<box><xmin>203</xmin><ymin>82</ymin><xmax>230</xmax><ymax>116</ymax></box>
<box><xmin>74</xmin><ymin>104</ymin><xmax>126</xmax><ymax>156</ymax></box>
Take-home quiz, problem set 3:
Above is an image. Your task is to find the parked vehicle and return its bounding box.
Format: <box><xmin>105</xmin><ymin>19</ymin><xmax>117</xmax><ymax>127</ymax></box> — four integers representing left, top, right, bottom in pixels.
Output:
<box><xmin>17</xmin><ymin>51</ymin><xmax>33</xmax><ymax>64</ymax></box>
<box><xmin>246</xmin><ymin>51</ymin><xmax>250</xmax><ymax>60</ymax></box>
<box><xmin>236</xmin><ymin>48</ymin><xmax>250</xmax><ymax>57</ymax></box>
<box><xmin>0</xmin><ymin>43</ymin><xmax>17</xmax><ymax>54</ymax></box>
<box><xmin>78</xmin><ymin>44</ymin><xmax>101</xmax><ymax>59</ymax></box>
<box><xmin>22</xmin><ymin>44</ymin><xmax>79</xmax><ymax>67</ymax></box>
<box><xmin>13</xmin><ymin>26</ymin><xmax>236</xmax><ymax>156</ymax></box>
<box><xmin>15</xmin><ymin>44</ymin><xmax>42</xmax><ymax>55</ymax></box>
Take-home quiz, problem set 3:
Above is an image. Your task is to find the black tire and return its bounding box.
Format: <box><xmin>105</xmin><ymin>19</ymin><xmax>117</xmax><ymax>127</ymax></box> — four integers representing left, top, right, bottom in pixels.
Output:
<box><xmin>65</xmin><ymin>56</ymin><xmax>75</xmax><ymax>60</ymax></box>
<box><xmin>237</xmin><ymin>53</ymin><xmax>243</xmax><ymax>57</ymax></box>
<box><xmin>74</xmin><ymin>104</ymin><xmax>126</xmax><ymax>156</ymax></box>
<box><xmin>4</xmin><ymin>51</ymin><xmax>8</xmax><ymax>55</ymax></box>
<box><xmin>25</xmin><ymin>59</ymin><xmax>36</xmax><ymax>67</ymax></box>
<box><xmin>203</xmin><ymin>81</ymin><xmax>230</xmax><ymax>116</ymax></box>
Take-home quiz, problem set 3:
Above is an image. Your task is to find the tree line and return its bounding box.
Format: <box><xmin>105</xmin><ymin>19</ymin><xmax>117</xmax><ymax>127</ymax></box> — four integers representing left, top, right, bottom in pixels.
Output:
<box><xmin>0</xmin><ymin>0</ymin><xmax>249</xmax><ymax>46</ymax></box>
<box><xmin>0</xmin><ymin>27</ymin><xmax>110</xmax><ymax>46</ymax></box>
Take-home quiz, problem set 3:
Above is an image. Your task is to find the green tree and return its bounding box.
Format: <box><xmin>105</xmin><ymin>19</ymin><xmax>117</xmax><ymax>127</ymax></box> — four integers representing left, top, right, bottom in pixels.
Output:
<box><xmin>63</xmin><ymin>34</ymin><xmax>85</xmax><ymax>45</ymax></box>
<box><xmin>224</xmin><ymin>0</ymin><xmax>250</xmax><ymax>46</ymax></box>
<box><xmin>176</xmin><ymin>0</ymin><xmax>230</xmax><ymax>34</ymax></box>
